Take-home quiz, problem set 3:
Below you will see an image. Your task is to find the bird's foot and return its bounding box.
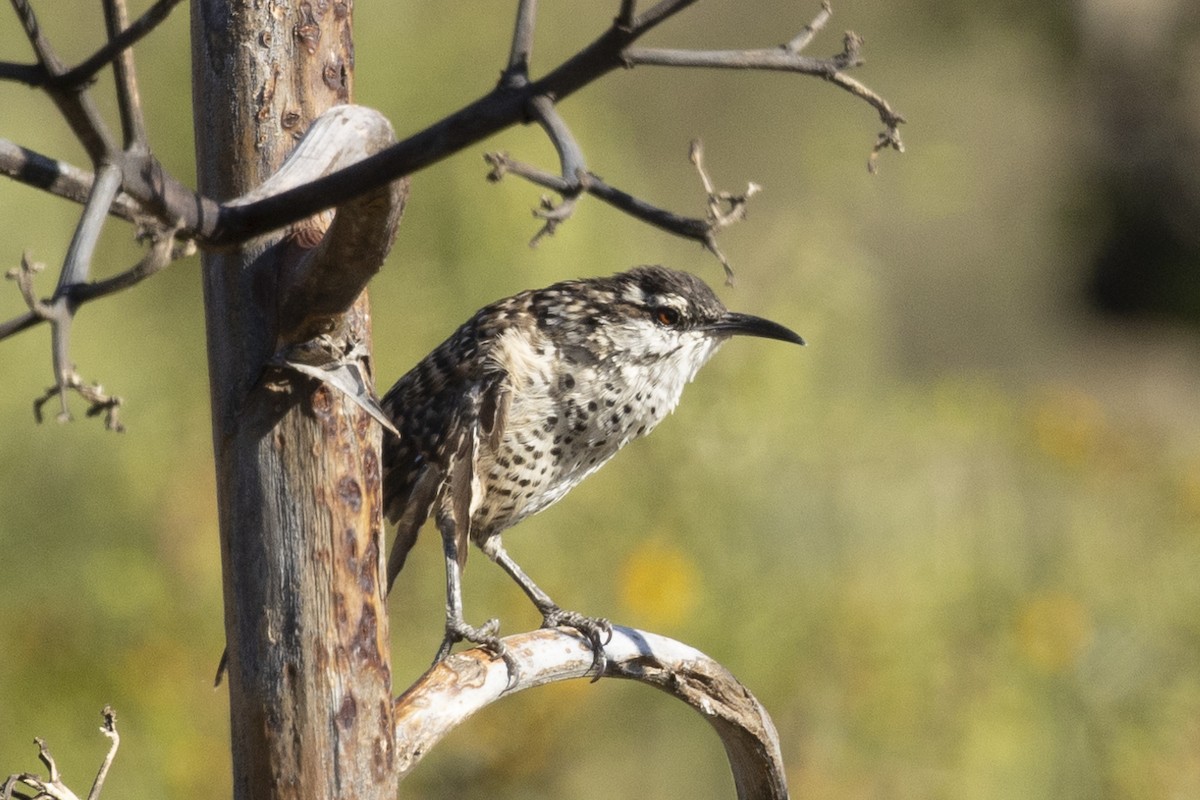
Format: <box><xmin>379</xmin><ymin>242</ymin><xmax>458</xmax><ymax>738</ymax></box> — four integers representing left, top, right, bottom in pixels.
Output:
<box><xmin>541</xmin><ymin>606</ymin><xmax>613</xmax><ymax>681</ymax></box>
<box><xmin>437</xmin><ymin>617</ymin><xmax>520</xmax><ymax>688</ymax></box>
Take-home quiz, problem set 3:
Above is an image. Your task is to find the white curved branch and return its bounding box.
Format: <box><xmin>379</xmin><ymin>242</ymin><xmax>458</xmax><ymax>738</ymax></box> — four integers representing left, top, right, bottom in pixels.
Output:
<box><xmin>395</xmin><ymin>626</ymin><xmax>789</xmax><ymax>800</ymax></box>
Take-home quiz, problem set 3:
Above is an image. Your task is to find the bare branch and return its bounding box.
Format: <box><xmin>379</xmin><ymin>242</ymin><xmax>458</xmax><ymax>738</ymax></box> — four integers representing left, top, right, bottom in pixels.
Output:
<box><xmin>0</xmin><ymin>190</ymin><xmax>188</xmax><ymax>428</ymax></box>
<box><xmin>0</xmin><ymin>0</ymin><xmax>902</xmax><ymax>326</ymax></box>
<box><xmin>524</xmin><ymin>95</ymin><xmax>587</xmax><ymax>244</ymax></box>
<box><xmin>57</xmin><ymin>162</ymin><xmax>122</xmax><ymax>290</ymax></box>
<box><xmin>485</xmin><ymin>143</ymin><xmax>758</xmax><ymax>278</ymax></box>
<box><xmin>0</xmin><ymin>61</ymin><xmax>41</xmax><ymax>83</ymax></box>
<box><xmin>786</xmin><ymin>0</ymin><xmax>833</xmax><ymax>53</ymax></box>
<box><xmin>85</xmin><ymin>707</ymin><xmax>119</xmax><ymax>800</ymax></box>
<box><xmin>503</xmin><ymin>0</ymin><xmax>538</xmax><ymax>86</ymax></box>
<box><xmin>0</xmin><ymin>140</ymin><xmax>143</xmax><ymax>223</ymax></box>
<box><xmin>620</xmin><ymin>5</ymin><xmax>905</xmax><ymax>170</ymax></box>
<box><xmin>102</xmin><ymin>0</ymin><xmax>148</xmax><ymax>150</ymax></box>
<box><xmin>395</xmin><ymin>627</ymin><xmax>788</xmax><ymax>799</ymax></box>
<box><xmin>207</xmin><ymin>4</ymin><xmax>900</xmax><ymax>245</ymax></box>
<box><xmin>616</xmin><ymin>0</ymin><xmax>639</xmax><ymax>29</ymax></box>
<box><xmin>59</xmin><ymin>0</ymin><xmax>183</xmax><ymax>92</ymax></box>
<box><xmin>2</xmin><ymin>708</ymin><xmax>120</xmax><ymax>800</ymax></box>
<box><xmin>1</xmin><ymin>0</ymin><xmax>183</xmax><ymax>90</ymax></box>
<box><xmin>71</xmin><ymin>221</ymin><xmax>192</xmax><ymax>303</ymax></box>
<box><xmin>689</xmin><ymin>140</ymin><xmax>761</xmax><ymax>283</ymax></box>
<box><xmin>9</xmin><ymin>0</ymin><xmax>117</xmax><ymax>162</ymax></box>
<box><xmin>632</xmin><ymin>0</ymin><xmax>701</xmax><ymax>31</ymax></box>
<box><xmin>1</xmin><ymin>222</ymin><xmax>189</xmax><ymax>345</ymax></box>
<box><xmin>10</xmin><ymin>0</ymin><xmax>64</xmax><ymax>74</ymax></box>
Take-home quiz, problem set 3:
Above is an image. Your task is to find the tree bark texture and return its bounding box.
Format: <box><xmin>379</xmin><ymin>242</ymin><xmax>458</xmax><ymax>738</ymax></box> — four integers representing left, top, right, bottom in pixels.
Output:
<box><xmin>189</xmin><ymin>2</ymin><xmax>396</xmax><ymax>798</ymax></box>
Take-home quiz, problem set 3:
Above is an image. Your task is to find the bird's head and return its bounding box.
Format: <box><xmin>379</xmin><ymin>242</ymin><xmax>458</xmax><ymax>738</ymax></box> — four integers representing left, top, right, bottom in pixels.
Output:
<box><xmin>600</xmin><ymin>265</ymin><xmax>804</xmax><ymax>374</ymax></box>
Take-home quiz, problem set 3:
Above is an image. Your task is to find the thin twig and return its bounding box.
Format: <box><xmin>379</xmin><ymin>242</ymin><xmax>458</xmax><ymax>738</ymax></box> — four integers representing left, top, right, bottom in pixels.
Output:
<box><xmin>0</xmin><ymin>222</ymin><xmax>189</xmax><ymax>345</ymax></box>
<box><xmin>786</xmin><ymin>0</ymin><xmax>832</xmax><ymax>53</ymax></box>
<box><xmin>616</xmin><ymin>0</ymin><xmax>639</xmax><ymax>28</ymax></box>
<box><xmin>524</xmin><ymin>95</ymin><xmax>587</xmax><ymax>245</ymax></box>
<box><xmin>102</xmin><ymin>0</ymin><xmax>148</xmax><ymax>150</ymax></box>
<box><xmin>57</xmin><ymin>162</ymin><xmax>122</xmax><ymax>291</ymax></box>
<box><xmin>2</xmin><ymin>708</ymin><xmax>120</xmax><ymax>800</ymax></box>
<box><xmin>632</xmin><ymin>0</ymin><xmax>701</xmax><ymax>31</ymax></box>
<box><xmin>71</xmin><ymin>221</ymin><xmax>191</xmax><ymax>303</ymax></box>
<box><xmin>7</xmin><ymin>252</ymin><xmax>51</xmax><ymax>318</ymax></box>
<box><xmin>689</xmin><ymin>140</ymin><xmax>760</xmax><ymax>283</ymax></box>
<box><xmin>58</xmin><ymin>0</ymin><xmax>183</xmax><ymax>90</ymax></box>
<box><xmin>85</xmin><ymin>707</ymin><xmax>119</xmax><ymax>800</ymax></box>
<box><xmin>33</xmin><ymin>370</ymin><xmax>124</xmax><ymax>431</ymax></box>
<box><xmin>1</xmin><ymin>0</ymin><xmax>184</xmax><ymax>90</ymax></box>
<box><xmin>487</xmin><ymin>153</ymin><xmax>704</xmax><ymax>239</ymax></box>
<box><xmin>503</xmin><ymin>0</ymin><xmax>538</xmax><ymax>87</ymax></box>
<box><xmin>623</xmin><ymin>7</ymin><xmax>906</xmax><ymax>170</ymax></box>
<box><xmin>10</xmin><ymin>0</ymin><xmax>65</xmax><ymax>73</ymax></box>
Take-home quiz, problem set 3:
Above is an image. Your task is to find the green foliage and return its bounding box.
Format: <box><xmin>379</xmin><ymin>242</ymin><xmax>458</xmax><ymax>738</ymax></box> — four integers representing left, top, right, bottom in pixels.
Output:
<box><xmin>3</xmin><ymin>2</ymin><xmax>1199</xmax><ymax>799</ymax></box>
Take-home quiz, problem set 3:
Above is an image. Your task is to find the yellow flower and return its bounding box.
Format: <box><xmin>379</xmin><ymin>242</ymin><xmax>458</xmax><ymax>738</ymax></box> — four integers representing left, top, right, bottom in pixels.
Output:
<box><xmin>1014</xmin><ymin>591</ymin><xmax>1092</xmax><ymax>673</ymax></box>
<box><xmin>618</xmin><ymin>538</ymin><xmax>700</xmax><ymax>628</ymax></box>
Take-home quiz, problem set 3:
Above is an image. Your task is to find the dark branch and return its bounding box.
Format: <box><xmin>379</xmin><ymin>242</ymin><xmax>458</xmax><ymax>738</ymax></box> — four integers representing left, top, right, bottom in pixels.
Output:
<box><xmin>1</xmin><ymin>0</ymin><xmax>184</xmax><ymax>90</ymax></box>
<box><xmin>59</xmin><ymin>0</ymin><xmax>183</xmax><ymax>91</ymax></box>
<box><xmin>487</xmin><ymin>153</ymin><xmax>705</xmax><ymax>238</ymax></box>
<box><xmin>10</xmin><ymin>0</ymin><xmax>117</xmax><ymax>162</ymax></box>
<box><xmin>0</xmin><ymin>140</ymin><xmax>143</xmax><ymax>223</ymax></box>
<box><xmin>3</xmin><ymin>3</ymin><xmax>902</xmax><ymax>250</ymax></box>
<box><xmin>206</xmin><ymin>2</ymin><xmax>901</xmax><ymax>246</ymax></box>
<box><xmin>616</xmin><ymin>0</ymin><xmax>638</xmax><ymax>28</ymax></box>
<box><xmin>484</xmin><ymin>139</ymin><xmax>753</xmax><ymax>283</ymax></box>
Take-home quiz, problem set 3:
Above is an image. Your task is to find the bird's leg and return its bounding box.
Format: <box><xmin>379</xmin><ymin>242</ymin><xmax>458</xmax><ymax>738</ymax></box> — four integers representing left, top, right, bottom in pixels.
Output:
<box><xmin>435</xmin><ymin>513</ymin><xmax>515</xmax><ymax>675</ymax></box>
<box><xmin>435</xmin><ymin>544</ymin><xmax>500</xmax><ymax>659</ymax></box>
<box><xmin>480</xmin><ymin>536</ymin><xmax>613</xmax><ymax>680</ymax></box>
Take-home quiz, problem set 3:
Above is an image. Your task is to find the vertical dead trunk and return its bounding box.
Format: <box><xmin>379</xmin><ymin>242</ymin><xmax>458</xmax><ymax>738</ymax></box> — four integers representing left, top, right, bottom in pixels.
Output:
<box><xmin>190</xmin><ymin>2</ymin><xmax>396</xmax><ymax>798</ymax></box>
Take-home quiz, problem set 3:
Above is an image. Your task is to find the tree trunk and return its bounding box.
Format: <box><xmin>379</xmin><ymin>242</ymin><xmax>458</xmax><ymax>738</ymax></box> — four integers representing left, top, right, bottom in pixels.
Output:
<box><xmin>190</xmin><ymin>2</ymin><xmax>396</xmax><ymax>798</ymax></box>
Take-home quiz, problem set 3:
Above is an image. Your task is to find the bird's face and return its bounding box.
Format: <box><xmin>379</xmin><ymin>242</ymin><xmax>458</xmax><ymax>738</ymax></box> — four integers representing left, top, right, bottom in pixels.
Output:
<box><xmin>605</xmin><ymin>267</ymin><xmax>804</xmax><ymax>386</ymax></box>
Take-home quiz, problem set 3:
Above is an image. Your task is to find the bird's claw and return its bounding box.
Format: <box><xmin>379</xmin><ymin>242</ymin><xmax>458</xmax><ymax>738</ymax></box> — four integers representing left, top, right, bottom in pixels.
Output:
<box><xmin>541</xmin><ymin>606</ymin><xmax>613</xmax><ymax>681</ymax></box>
<box><xmin>437</xmin><ymin>617</ymin><xmax>520</xmax><ymax>688</ymax></box>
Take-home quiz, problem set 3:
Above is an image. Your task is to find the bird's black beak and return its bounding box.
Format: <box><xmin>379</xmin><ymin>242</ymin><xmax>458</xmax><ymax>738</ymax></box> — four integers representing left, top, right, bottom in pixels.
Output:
<box><xmin>707</xmin><ymin>312</ymin><xmax>805</xmax><ymax>346</ymax></box>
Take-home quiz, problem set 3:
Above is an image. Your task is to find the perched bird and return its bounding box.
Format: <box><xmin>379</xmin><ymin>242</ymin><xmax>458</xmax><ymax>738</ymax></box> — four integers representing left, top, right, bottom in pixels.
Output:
<box><xmin>381</xmin><ymin>265</ymin><xmax>804</xmax><ymax>675</ymax></box>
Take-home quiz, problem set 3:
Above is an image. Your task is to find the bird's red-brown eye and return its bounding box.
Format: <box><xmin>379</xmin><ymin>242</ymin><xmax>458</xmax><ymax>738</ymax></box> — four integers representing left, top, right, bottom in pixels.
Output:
<box><xmin>653</xmin><ymin>307</ymin><xmax>680</xmax><ymax>327</ymax></box>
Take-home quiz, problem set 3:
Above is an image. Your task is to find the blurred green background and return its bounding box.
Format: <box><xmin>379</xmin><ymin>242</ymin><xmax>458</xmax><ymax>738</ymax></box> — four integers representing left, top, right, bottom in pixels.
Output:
<box><xmin>3</xmin><ymin>2</ymin><xmax>1199</xmax><ymax>798</ymax></box>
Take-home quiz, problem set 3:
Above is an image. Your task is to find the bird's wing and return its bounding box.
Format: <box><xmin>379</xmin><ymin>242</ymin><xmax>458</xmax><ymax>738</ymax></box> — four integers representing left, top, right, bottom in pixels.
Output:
<box><xmin>443</xmin><ymin>374</ymin><xmax>507</xmax><ymax>570</ymax></box>
<box><xmin>478</xmin><ymin>379</ymin><xmax>511</xmax><ymax>454</ymax></box>
<box><xmin>385</xmin><ymin>462</ymin><xmax>439</xmax><ymax>594</ymax></box>
<box><xmin>445</xmin><ymin>413</ymin><xmax>477</xmax><ymax>572</ymax></box>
